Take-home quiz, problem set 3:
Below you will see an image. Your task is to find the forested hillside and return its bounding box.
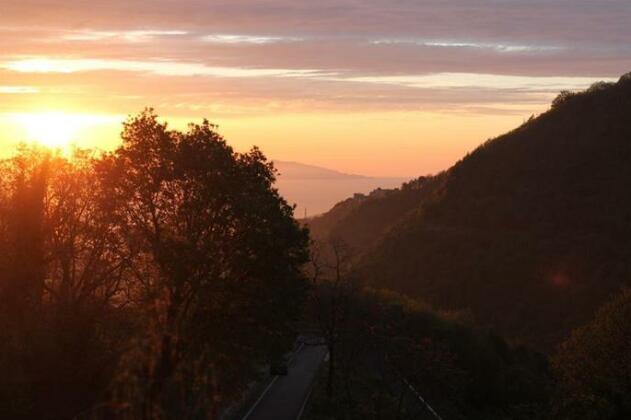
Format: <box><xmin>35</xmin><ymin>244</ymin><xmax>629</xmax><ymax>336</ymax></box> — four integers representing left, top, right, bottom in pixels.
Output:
<box><xmin>309</xmin><ymin>73</ymin><xmax>631</xmax><ymax>350</ymax></box>
<box><xmin>306</xmin><ymin>175</ymin><xmax>445</xmax><ymax>253</ymax></box>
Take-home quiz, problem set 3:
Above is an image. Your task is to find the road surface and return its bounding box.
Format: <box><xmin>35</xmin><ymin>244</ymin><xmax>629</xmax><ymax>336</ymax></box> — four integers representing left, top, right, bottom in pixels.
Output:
<box><xmin>244</xmin><ymin>344</ymin><xmax>327</xmax><ymax>420</ymax></box>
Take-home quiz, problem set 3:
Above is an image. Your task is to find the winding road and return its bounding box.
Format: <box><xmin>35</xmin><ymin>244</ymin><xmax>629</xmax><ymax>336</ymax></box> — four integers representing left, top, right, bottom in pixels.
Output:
<box><xmin>243</xmin><ymin>343</ymin><xmax>327</xmax><ymax>420</ymax></box>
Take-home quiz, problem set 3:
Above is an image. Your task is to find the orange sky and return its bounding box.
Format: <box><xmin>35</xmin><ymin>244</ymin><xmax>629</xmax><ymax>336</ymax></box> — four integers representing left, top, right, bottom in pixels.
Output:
<box><xmin>1</xmin><ymin>1</ymin><xmax>629</xmax><ymax>176</ymax></box>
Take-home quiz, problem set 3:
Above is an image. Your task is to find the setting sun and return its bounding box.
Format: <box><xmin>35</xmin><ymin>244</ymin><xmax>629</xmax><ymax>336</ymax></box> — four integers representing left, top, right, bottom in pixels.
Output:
<box><xmin>7</xmin><ymin>112</ymin><xmax>124</xmax><ymax>152</ymax></box>
<box><xmin>17</xmin><ymin>112</ymin><xmax>80</xmax><ymax>149</ymax></box>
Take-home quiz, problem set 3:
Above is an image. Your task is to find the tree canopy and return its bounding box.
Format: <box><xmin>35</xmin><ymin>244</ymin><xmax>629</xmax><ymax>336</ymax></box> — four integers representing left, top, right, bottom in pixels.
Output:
<box><xmin>0</xmin><ymin>110</ymin><xmax>309</xmax><ymax>419</ymax></box>
<box><xmin>553</xmin><ymin>289</ymin><xmax>631</xmax><ymax>419</ymax></box>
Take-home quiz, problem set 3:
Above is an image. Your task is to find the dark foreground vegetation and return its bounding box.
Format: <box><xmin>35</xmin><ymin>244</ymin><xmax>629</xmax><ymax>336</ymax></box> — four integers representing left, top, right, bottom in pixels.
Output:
<box><xmin>305</xmin><ymin>238</ymin><xmax>628</xmax><ymax>420</ymax></box>
<box><xmin>0</xmin><ymin>111</ymin><xmax>309</xmax><ymax>419</ymax></box>
<box><xmin>306</xmin><ymin>242</ymin><xmax>550</xmax><ymax>419</ymax></box>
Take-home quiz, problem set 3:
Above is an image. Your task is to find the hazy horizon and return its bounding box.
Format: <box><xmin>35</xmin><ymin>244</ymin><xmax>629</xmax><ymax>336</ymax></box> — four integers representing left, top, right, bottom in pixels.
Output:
<box><xmin>273</xmin><ymin>160</ymin><xmax>409</xmax><ymax>216</ymax></box>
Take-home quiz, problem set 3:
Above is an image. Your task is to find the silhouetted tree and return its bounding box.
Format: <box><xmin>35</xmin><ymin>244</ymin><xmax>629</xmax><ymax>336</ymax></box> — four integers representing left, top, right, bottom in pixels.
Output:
<box><xmin>97</xmin><ymin>109</ymin><xmax>309</xmax><ymax>418</ymax></box>
<box><xmin>0</xmin><ymin>148</ymin><xmax>49</xmax><ymax>419</ymax></box>
<box><xmin>0</xmin><ymin>110</ymin><xmax>310</xmax><ymax>419</ymax></box>
<box><xmin>0</xmin><ymin>148</ymin><xmax>132</xmax><ymax>419</ymax></box>
<box><xmin>308</xmin><ymin>238</ymin><xmax>359</xmax><ymax>400</ymax></box>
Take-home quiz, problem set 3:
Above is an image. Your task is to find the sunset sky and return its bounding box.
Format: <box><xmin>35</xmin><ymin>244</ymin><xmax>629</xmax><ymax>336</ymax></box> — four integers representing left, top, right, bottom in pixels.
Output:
<box><xmin>1</xmin><ymin>1</ymin><xmax>630</xmax><ymax>176</ymax></box>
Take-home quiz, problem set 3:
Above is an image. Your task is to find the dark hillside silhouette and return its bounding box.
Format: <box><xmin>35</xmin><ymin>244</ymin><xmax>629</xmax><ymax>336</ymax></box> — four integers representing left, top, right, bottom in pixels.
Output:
<box><xmin>310</xmin><ymin>73</ymin><xmax>631</xmax><ymax>350</ymax></box>
<box><xmin>306</xmin><ymin>175</ymin><xmax>445</xmax><ymax>253</ymax></box>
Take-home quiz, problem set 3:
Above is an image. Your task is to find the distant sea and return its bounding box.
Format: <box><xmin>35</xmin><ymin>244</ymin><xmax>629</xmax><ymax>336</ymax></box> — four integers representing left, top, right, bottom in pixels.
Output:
<box><xmin>276</xmin><ymin>176</ymin><xmax>409</xmax><ymax>217</ymax></box>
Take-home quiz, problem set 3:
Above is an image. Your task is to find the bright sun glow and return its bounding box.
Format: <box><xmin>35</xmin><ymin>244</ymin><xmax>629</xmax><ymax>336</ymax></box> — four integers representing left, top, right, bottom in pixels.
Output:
<box><xmin>20</xmin><ymin>113</ymin><xmax>79</xmax><ymax>148</ymax></box>
<box><xmin>9</xmin><ymin>112</ymin><xmax>123</xmax><ymax>151</ymax></box>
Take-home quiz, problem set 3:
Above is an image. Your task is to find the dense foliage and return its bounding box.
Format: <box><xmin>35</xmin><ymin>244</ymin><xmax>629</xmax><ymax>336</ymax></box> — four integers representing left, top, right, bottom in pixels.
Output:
<box><xmin>553</xmin><ymin>289</ymin><xmax>631</xmax><ymax>419</ymax></box>
<box><xmin>0</xmin><ymin>111</ymin><xmax>309</xmax><ymax>419</ymax></box>
<box><xmin>306</xmin><ymin>266</ymin><xmax>550</xmax><ymax>420</ymax></box>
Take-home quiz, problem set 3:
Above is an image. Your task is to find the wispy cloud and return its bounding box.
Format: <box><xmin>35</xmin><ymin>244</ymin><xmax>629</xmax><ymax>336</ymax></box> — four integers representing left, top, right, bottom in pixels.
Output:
<box><xmin>0</xmin><ymin>1</ymin><xmax>629</xmax><ymax>117</ymax></box>
<box><xmin>201</xmin><ymin>34</ymin><xmax>303</xmax><ymax>44</ymax></box>
<box><xmin>61</xmin><ymin>30</ymin><xmax>188</xmax><ymax>43</ymax></box>
<box><xmin>1</xmin><ymin>57</ymin><xmax>323</xmax><ymax>79</ymax></box>
<box><xmin>371</xmin><ymin>38</ymin><xmax>562</xmax><ymax>54</ymax></box>
<box><xmin>0</xmin><ymin>85</ymin><xmax>39</xmax><ymax>94</ymax></box>
<box><xmin>343</xmin><ymin>73</ymin><xmax>616</xmax><ymax>91</ymax></box>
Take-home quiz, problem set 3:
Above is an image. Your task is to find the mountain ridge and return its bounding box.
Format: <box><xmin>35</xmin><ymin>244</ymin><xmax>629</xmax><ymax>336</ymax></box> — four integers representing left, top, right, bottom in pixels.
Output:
<box><xmin>308</xmin><ymin>73</ymin><xmax>631</xmax><ymax>351</ymax></box>
<box><xmin>273</xmin><ymin>160</ymin><xmax>370</xmax><ymax>180</ymax></box>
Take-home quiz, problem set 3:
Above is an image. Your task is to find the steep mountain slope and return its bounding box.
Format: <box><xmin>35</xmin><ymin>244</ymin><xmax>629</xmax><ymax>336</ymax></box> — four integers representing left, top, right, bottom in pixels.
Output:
<box><xmin>310</xmin><ymin>74</ymin><xmax>631</xmax><ymax>350</ymax></box>
<box><xmin>306</xmin><ymin>175</ymin><xmax>444</xmax><ymax>251</ymax></box>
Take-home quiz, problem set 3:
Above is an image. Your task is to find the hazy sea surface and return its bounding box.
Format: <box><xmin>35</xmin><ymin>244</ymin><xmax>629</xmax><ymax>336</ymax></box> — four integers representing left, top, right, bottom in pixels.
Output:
<box><xmin>276</xmin><ymin>177</ymin><xmax>409</xmax><ymax>216</ymax></box>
